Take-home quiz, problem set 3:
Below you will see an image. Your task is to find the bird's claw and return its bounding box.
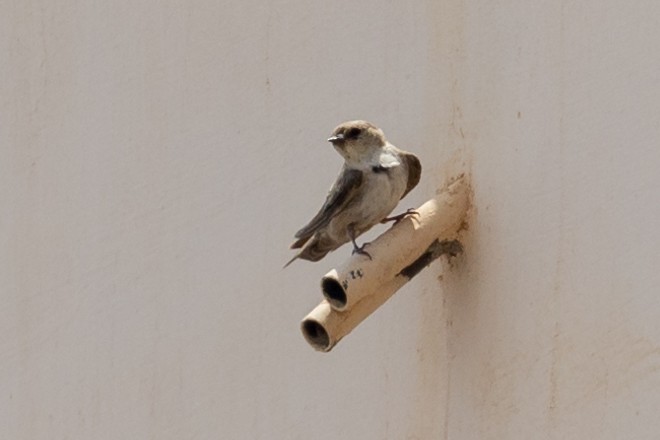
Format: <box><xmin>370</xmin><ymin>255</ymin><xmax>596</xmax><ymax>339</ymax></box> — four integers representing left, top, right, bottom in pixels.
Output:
<box><xmin>352</xmin><ymin>243</ymin><xmax>372</xmax><ymax>260</ymax></box>
<box><xmin>381</xmin><ymin>208</ymin><xmax>419</xmax><ymax>224</ymax></box>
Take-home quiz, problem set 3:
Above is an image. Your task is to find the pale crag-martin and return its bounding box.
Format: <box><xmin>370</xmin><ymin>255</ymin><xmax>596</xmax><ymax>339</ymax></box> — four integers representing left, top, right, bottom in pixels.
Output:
<box><xmin>285</xmin><ymin>121</ymin><xmax>421</xmax><ymax>267</ymax></box>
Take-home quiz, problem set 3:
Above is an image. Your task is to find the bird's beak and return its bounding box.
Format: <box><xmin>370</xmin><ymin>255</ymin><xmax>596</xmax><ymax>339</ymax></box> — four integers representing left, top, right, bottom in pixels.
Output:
<box><xmin>327</xmin><ymin>133</ymin><xmax>345</xmax><ymax>144</ymax></box>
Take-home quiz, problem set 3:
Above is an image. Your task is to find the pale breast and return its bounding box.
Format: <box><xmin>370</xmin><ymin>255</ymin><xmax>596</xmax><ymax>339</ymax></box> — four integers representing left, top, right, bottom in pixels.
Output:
<box><xmin>326</xmin><ymin>163</ymin><xmax>408</xmax><ymax>242</ymax></box>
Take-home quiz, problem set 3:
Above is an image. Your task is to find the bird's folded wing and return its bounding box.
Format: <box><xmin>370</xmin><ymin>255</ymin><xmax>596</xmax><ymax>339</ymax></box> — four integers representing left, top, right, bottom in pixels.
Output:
<box><xmin>291</xmin><ymin>167</ymin><xmax>363</xmax><ymax>249</ymax></box>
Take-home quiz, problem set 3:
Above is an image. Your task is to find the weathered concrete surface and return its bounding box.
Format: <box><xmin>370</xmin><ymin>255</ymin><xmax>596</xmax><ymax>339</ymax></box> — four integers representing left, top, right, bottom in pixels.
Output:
<box><xmin>2</xmin><ymin>1</ymin><xmax>659</xmax><ymax>439</ymax></box>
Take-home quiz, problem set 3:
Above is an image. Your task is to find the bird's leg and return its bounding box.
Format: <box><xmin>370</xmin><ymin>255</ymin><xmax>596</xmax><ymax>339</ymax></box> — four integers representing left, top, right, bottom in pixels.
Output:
<box><xmin>347</xmin><ymin>224</ymin><xmax>372</xmax><ymax>260</ymax></box>
<box><xmin>381</xmin><ymin>208</ymin><xmax>419</xmax><ymax>224</ymax></box>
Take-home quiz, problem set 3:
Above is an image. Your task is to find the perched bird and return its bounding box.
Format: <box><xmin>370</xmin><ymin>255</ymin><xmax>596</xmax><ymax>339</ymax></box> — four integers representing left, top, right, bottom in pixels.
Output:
<box><xmin>285</xmin><ymin>120</ymin><xmax>421</xmax><ymax>267</ymax></box>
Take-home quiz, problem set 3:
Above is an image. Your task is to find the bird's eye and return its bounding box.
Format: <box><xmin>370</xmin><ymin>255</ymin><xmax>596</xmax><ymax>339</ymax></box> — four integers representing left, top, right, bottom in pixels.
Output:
<box><xmin>346</xmin><ymin>128</ymin><xmax>361</xmax><ymax>139</ymax></box>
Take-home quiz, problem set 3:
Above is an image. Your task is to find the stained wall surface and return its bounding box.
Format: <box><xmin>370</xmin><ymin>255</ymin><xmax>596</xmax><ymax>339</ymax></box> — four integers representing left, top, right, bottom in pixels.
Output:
<box><xmin>2</xmin><ymin>1</ymin><xmax>659</xmax><ymax>439</ymax></box>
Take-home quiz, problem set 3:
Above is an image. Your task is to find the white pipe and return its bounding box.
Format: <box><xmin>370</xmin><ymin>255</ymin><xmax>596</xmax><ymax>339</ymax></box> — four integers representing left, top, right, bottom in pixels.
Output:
<box><xmin>301</xmin><ymin>239</ymin><xmax>464</xmax><ymax>352</ymax></box>
<box><xmin>301</xmin><ymin>278</ymin><xmax>406</xmax><ymax>352</ymax></box>
<box><xmin>321</xmin><ymin>174</ymin><xmax>470</xmax><ymax>311</ymax></box>
<box><xmin>300</xmin><ymin>174</ymin><xmax>470</xmax><ymax>352</ymax></box>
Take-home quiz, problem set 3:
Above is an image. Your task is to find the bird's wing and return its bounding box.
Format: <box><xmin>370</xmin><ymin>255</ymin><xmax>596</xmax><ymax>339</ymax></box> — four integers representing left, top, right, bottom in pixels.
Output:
<box><xmin>400</xmin><ymin>152</ymin><xmax>421</xmax><ymax>200</ymax></box>
<box><xmin>290</xmin><ymin>167</ymin><xmax>363</xmax><ymax>249</ymax></box>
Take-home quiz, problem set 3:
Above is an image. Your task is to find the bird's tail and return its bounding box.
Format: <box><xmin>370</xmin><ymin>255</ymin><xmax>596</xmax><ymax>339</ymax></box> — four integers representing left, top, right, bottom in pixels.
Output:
<box><xmin>283</xmin><ymin>235</ymin><xmax>336</xmax><ymax>268</ymax></box>
<box><xmin>283</xmin><ymin>254</ymin><xmax>299</xmax><ymax>269</ymax></box>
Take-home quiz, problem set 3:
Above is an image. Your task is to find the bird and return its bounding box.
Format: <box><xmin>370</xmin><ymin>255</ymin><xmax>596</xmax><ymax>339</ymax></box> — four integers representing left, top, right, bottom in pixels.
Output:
<box><xmin>284</xmin><ymin>120</ymin><xmax>421</xmax><ymax>267</ymax></box>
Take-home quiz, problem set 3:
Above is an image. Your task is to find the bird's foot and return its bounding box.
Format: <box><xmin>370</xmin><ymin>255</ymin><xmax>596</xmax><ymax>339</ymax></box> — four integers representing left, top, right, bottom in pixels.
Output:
<box><xmin>351</xmin><ymin>242</ymin><xmax>372</xmax><ymax>260</ymax></box>
<box><xmin>381</xmin><ymin>208</ymin><xmax>419</xmax><ymax>225</ymax></box>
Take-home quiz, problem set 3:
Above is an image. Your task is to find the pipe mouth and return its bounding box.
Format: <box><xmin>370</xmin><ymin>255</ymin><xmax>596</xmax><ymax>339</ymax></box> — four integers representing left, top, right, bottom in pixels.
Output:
<box><xmin>301</xmin><ymin>320</ymin><xmax>331</xmax><ymax>352</ymax></box>
<box><xmin>321</xmin><ymin>277</ymin><xmax>347</xmax><ymax>309</ymax></box>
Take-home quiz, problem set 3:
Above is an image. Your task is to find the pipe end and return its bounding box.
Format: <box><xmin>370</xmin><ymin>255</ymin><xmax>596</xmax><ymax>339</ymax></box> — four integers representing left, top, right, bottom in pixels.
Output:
<box><xmin>301</xmin><ymin>319</ymin><xmax>331</xmax><ymax>352</ymax></box>
<box><xmin>321</xmin><ymin>277</ymin><xmax>347</xmax><ymax>310</ymax></box>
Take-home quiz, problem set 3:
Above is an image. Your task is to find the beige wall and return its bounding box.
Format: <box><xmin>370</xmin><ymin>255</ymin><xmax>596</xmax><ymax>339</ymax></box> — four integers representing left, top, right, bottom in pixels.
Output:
<box><xmin>2</xmin><ymin>1</ymin><xmax>660</xmax><ymax>439</ymax></box>
<box><xmin>449</xmin><ymin>2</ymin><xmax>660</xmax><ymax>438</ymax></box>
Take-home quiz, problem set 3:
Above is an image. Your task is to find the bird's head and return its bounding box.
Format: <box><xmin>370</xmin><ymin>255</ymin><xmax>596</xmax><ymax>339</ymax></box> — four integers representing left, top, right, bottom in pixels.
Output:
<box><xmin>327</xmin><ymin>120</ymin><xmax>386</xmax><ymax>165</ymax></box>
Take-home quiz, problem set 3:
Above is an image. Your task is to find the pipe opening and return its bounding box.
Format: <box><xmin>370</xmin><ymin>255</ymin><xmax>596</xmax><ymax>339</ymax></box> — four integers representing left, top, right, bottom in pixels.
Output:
<box><xmin>321</xmin><ymin>277</ymin><xmax>347</xmax><ymax>309</ymax></box>
<box><xmin>301</xmin><ymin>320</ymin><xmax>330</xmax><ymax>352</ymax></box>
